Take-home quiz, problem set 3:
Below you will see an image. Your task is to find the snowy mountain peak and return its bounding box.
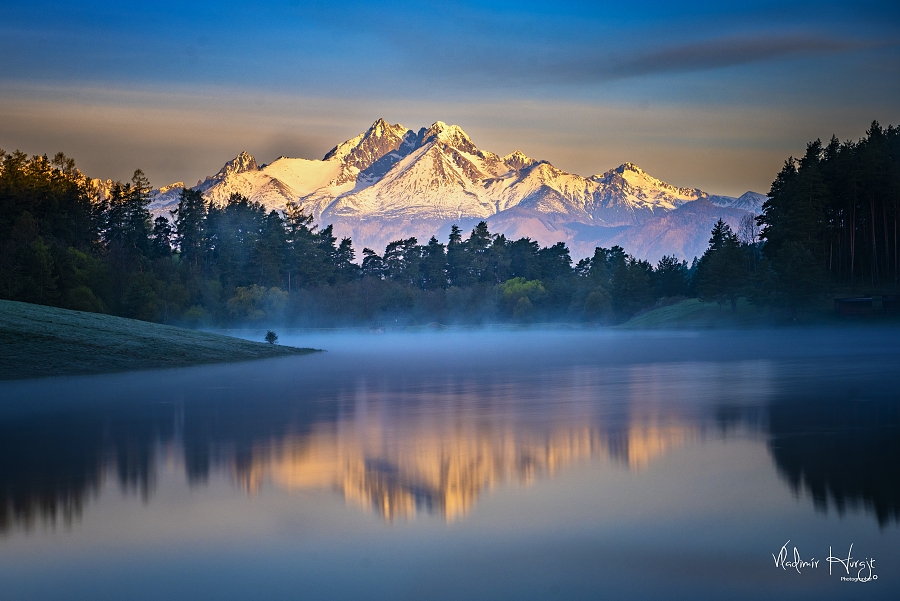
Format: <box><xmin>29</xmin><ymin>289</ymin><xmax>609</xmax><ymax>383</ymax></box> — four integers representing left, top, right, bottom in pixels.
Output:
<box><xmin>172</xmin><ymin>117</ymin><xmax>763</xmax><ymax>262</ymax></box>
<box><xmin>158</xmin><ymin>182</ymin><xmax>185</xmax><ymax>194</ymax></box>
<box><xmin>194</xmin><ymin>151</ymin><xmax>258</xmax><ymax>193</ymax></box>
<box><xmin>219</xmin><ymin>151</ymin><xmax>258</xmax><ymax>177</ymax></box>
<box><xmin>615</xmin><ymin>162</ymin><xmax>645</xmax><ymax>175</ymax></box>
<box><xmin>736</xmin><ymin>190</ymin><xmax>768</xmax><ymax>207</ymax></box>
<box><xmin>592</xmin><ymin>163</ymin><xmax>705</xmax><ymax>204</ymax></box>
<box><xmin>503</xmin><ymin>150</ymin><xmax>538</xmax><ymax>171</ymax></box>
<box><xmin>324</xmin><ymin>119</ymin><xmax>411</xmax><ymax>163</ymax></box>
<box><xmin>88</xmin><ymin>178</ymin><xmax>115</xmax><ymax>201</ymax></box>
<box><xmin>324</xmin><ymin>119</ymin><xmax>414</xmax><ymax>185</ymax></box>
<box><xmin>709</xmin><ymin>190</ymin><xmax>768</xmax><ymax>213</ymax></box>
<box><xmin>420</xmin><ymin>121</ymin><xmax>476</xmax><ymax>153</ymax></box>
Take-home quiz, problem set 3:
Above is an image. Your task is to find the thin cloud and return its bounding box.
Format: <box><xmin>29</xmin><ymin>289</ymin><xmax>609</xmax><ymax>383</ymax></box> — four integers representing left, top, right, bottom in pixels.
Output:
<box><xmin>398</xmin><ymin>32</ymin><xmax>880</xmax><ymax>89</ymax></box>
<box><xmin>602</xmin><ymin>36</ymin><xmax>869</xmax><ymax>79</ymax></box>
<box><xmin>544</xmin><ymin>36</ymin><xmax>868</xmax><ymax>83</ymax></box>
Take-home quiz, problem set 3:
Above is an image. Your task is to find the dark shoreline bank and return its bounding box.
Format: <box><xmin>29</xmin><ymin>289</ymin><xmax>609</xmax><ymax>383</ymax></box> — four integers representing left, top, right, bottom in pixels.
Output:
<box><xmin>0</xmin><ymin>300</ymin><xmax>318</xmax><ymax>381</ymax></box>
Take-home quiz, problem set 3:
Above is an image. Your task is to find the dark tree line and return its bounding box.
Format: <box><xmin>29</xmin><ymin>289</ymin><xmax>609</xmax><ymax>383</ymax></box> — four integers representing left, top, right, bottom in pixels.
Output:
<box><xmin>761</xmin><ymin>121</ymin><xmax>900</xmax><ymax>290</ymax></box>
<box><xmin>691</xmin><ymin>121</ymin><xmax>900</xmax><ymax>315</ymax></box>
<box><xmin>0</xmin><ymin>149</ymin><xmax>695</xmax><ymax>325</ymax></box>
<box><xmin>2</xmin><ymin>123</ymin><xmax>896</xmax><ymax>326</ymax></box>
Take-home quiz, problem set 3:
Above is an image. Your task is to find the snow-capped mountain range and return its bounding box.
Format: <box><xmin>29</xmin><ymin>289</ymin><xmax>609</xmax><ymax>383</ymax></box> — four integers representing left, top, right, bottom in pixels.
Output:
<box><xmin>144</xmin><ymin>118</ymin><xmax>767</xmax><ymax>261</ymax></box>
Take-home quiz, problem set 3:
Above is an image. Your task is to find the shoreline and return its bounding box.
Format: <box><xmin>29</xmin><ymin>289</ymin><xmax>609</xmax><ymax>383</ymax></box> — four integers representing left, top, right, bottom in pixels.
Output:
<box><xmin>0</xmin><ymin>300</ymin><xmax>319</xmax><ymax>381</ymax></box>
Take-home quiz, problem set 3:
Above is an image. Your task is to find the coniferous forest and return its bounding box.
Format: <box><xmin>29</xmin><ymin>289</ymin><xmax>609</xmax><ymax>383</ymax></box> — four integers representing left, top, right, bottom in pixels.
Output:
<box><xmin>1</xmin><ymin>122</ymin><xmax>898</xmax><ymax>327</ymax></box>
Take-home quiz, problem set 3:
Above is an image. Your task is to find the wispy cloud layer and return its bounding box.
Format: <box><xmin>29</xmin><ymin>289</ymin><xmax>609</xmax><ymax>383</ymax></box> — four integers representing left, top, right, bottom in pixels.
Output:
<box><xmin>592</xmin><ymin>35</ymin><xmax>868</xmax><ymax>79</ymax></box>
<box><xmin>433</xmin><ymin>33</ymin><xmax>879</xmax><ymax>87</ymax></box>
<box><xmin>0</xmin><ymin>1</ymin><xmax>898</xmax><ymax>194</ymax></box>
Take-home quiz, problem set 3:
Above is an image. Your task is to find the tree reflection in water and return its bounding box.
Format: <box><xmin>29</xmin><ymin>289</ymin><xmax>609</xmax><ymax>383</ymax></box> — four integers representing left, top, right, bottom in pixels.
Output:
<box><xmin>768</xmin><ymin>387</ymin><xmax>900</xmax><ymax>526</ymax></box>
<box><xmin>1</xmin><ymin>331</ymin><xmax>899</xmax><ymax>532</ymax></box>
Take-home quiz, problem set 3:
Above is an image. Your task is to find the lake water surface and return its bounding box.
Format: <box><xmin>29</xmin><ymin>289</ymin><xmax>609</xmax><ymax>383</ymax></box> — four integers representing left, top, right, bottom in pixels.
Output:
<box><xmin>1</xmin><ymin>328</ymin><xmax>899</xmax><ymax>600</ymax></box>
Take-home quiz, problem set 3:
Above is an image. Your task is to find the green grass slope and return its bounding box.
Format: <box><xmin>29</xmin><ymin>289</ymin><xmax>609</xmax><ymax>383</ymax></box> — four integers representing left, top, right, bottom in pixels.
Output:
<box><xmin>0</xmin><ymin>300</ymin><xmax>318</xmax><ymax>380</ymax></box>
<box><xmin>619</xmin><ymin>298</ymin><xmax>777</xmax><ymax>329</ymax></box>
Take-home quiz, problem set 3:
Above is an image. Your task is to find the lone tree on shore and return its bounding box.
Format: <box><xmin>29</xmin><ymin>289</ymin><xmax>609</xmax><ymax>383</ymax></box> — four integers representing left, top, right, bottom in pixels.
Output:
<box><xmin>265</xmin><ymin>330</ymin><xmax>278</xmax><ymax>344</ymax></box>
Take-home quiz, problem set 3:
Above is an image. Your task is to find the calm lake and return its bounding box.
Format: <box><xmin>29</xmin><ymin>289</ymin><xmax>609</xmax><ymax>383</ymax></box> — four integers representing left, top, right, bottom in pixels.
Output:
<box><xmin>1</xmin><ymin>328</ymin><xmax>898</xmax><ymax>600</ymax></box>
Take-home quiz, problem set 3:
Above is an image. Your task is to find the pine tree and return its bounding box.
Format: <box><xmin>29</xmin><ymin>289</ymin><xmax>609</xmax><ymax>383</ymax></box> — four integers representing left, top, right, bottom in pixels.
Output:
<box><xmin>508</xmin><ymin>238</ymin><xmax>541</xmax><ymax>281</ymax></box>
<box><xmin>446</xmin><ymin>225</ymin><xmax>467</xmax><ymax>286</ymax></box>
<box><xmin>207</xmin><ymin>193</ymin><xmax>265</xmax><ymax>289</ymax></box>
<box><xmin>611</xmin><ymin>256</ymin><xmax>652</xmax><ymax>318</ymax></box>
<box><xmin>254</xmin><ymin>210</ymin><xmax>287</xmax><ymax>287</ymax></box>
<box><xmin>695</xmin><ymin>219</ymin><xmax>746</xmax><ymax>310</ymax></box>
<box><xmin>361</xmin><ymin>248</ymin><xmax>384</xmax><ymax>279</ymax></box>
<box><xmin>538</xmin><ymin>242</ymin><xmax>572</xmax><ymax>281</ymax></box>
<box><xmin>420</xmin><ymin>236</ymin><xmax>447</xmax><ymax>289</ymax></box>
<box><xmin>283</xmin><ymin>201</ymin><xmax>323</xmax><ymax>287</ymax></box>
<box><xmin>654</xmin><ymin>255</ymin><xmax>689</xmax><ymax>298</ymax></box>
<box><xmin>383</xmin><ymin>237</ymin><xmax>420</xmax><ymax>286</ymax></box>
<box><xmin>316</xmin><ymin>224</ymin><xmax>339</xmax><ymax>284</ymax></box>
<box><xmin>125</xmin><ymin>170</ymin><xmax>153</xmax><ymax>258</ymax></box>
<box><xmin>334</xmin><ymin>237</ymin><xmax>359</xmax><ymax>283</ymax></box>
<box><xmin>172</xmin><ymin>188</ymin><xmax>207</xmax><ymax>270</ymax></box>
<box><xmin>467</xmin><ymin>221</ymin><xmax>493</xmax><ymax>283</ymax></box>
<box><xmin>150</xmin><ymin>216</ymin><xmax>173</xmax><ymax>259</ymax></box>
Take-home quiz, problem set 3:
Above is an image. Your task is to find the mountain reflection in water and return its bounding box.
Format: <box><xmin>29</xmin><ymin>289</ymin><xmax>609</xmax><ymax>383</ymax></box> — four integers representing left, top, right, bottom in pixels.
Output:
<box><xmin>0</xmin><ymin>329</ymin><xmax>898</xmax><ymax>532</ymax></box>
<box><xmin>237</xmin><ymin>417</ymin><xmax>698</xmax><ymax>521</ymax></box>
<box><xmin>236</xmin><ymin>361</ymin><xmax>765</xmax><ymax>521</ymax></box>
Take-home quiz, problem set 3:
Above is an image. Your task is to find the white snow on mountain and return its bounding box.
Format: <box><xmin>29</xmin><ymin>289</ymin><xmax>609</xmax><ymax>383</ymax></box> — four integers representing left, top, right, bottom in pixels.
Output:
<box><xmin>196</xmin><ymin>151</ymin><xmax>258</xmax><ymax>192</ymax></box>
<box><xmin>147</xmin><ymin>118</ymin><xmax>767</xmax><ymax>260</ymax></box>
<box><xmin>148</xmin><ymin>182</ymin><xmax>186</xmax><ymax>215</ymax></box>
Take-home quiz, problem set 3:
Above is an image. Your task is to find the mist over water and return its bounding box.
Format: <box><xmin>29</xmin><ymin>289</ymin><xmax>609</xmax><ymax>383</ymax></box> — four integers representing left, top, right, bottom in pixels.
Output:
<box><xmin>1</xmin><ymin>328</ymin><xmax>899</xmax><ymax>600</ymax></box>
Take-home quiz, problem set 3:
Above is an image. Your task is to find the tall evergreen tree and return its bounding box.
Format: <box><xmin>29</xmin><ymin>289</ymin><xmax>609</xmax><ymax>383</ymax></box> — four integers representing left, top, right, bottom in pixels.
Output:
<box><xmin>653</xmin><ymin>255</ymin><xmax>689</xmax><ymax>298</ymax></box>
<box><xmin>126</xmin><ymin>169</ymin><xmax>153</xmax><ymax>258</ymax></box>
<box><xmin>172</xmin><ymin>188</ymin><xmax>207</xmax><ymax>270</ymax></box>
<box><xmin>419</xmin><ymin>236</ymin><xmax>447</xmax><ymax>289</ymax></box>
<box><xmin>760</xmin><ymin>122</ymin><xmax>900</xmax><ymax>289</ymax></box>
<box><xmin>149</xmin><ymin>216</ymin><xmax>173</xmax><ymax>259</ymax></box>
<box><xmin>467</xmin><ymin>221</ymin><xmax>493</xmax><ymax>283</ymax></box>
<box><xmin>254</xmin><ymin>210</ymin><xmax>287</xmax><ymax>287</ymax></box>
<box><xmin>695</xmin><ymin>219</ymin><xmax>746</xmax><ymax>310</ymax></box>
<box><xmin>538</xmin><ymin>242</ymin><xmax>572</xmax><ymax>281</ymax></box>
<box><xmin>283</xmin><ymin>201</ymin><xmax>325</xmax><ymax>287</ymax></box>
<box><xmin>446</xmin><ymin>225</ymin><xmax>467</xmax><ymax>286</ymax></box>
<box><xmin>383</xmin><ymin>237</ymin><xmax>420</xmax><ymax>286</ymax></box>
<box><xmin>508</xmin><ymin>238</ymin><xmax>541</xmax><ymax>281</ymax></box>
<box><xmin>207</xmin><ymin>193</ymin><xmax>265</xmax><ymax>289</ymax></box>
<box><xmin>334</xmin><ymin>237</ymin><xmax>359</xmax><ymax>283</ymax></box>
<box><xmin>361</xmin><ymin>248</ymin><xmax>385</xmax><ymax>279</ymax></box>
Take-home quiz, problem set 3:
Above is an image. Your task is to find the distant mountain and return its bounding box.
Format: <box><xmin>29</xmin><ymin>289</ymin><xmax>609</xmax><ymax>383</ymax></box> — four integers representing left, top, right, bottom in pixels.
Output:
<box><xmin>148</xmin><ymin>182</ymin><xmax>186</xmax><ymax>215</ymax></box>
<box><xmin>196</xmin><ymin>150</ymin><xmax>259</xmax><ymax>192</ymax></box>
<box><xmin>148</xmin><ymin>119</ymin><xmax>767</xmax><ymax>261</ymax></box>
<box><xmin>709</xmin><ymin>191</ymin><xmax>767</xmax><ymax>213</ymax></box>
<box><xmin>603</xmin><ymin>199</ymin><xmax>754</xmax><ymax>262</ymax></box>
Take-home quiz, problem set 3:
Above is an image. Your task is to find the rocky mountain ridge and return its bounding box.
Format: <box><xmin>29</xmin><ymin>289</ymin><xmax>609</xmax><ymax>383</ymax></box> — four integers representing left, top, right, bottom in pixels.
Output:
<box><xmin>146</xmin><ymin>119</ymin><xmax>767</xmax><ymax>261</ymax></box>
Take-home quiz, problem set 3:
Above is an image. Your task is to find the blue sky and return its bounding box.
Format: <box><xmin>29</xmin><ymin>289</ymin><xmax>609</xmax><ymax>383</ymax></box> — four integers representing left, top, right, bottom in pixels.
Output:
<box><xmin>1</xmin><ymin>0</ymin><xmax>898</xmax><ymax>195</ymax></box>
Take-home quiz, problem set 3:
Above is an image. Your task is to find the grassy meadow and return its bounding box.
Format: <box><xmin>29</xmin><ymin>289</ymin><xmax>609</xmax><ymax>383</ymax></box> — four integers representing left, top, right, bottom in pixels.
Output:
<box><xmin>0</xmin><ymin>300</ymin><xmax>317</xmax><ymax>380</ymax></box>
